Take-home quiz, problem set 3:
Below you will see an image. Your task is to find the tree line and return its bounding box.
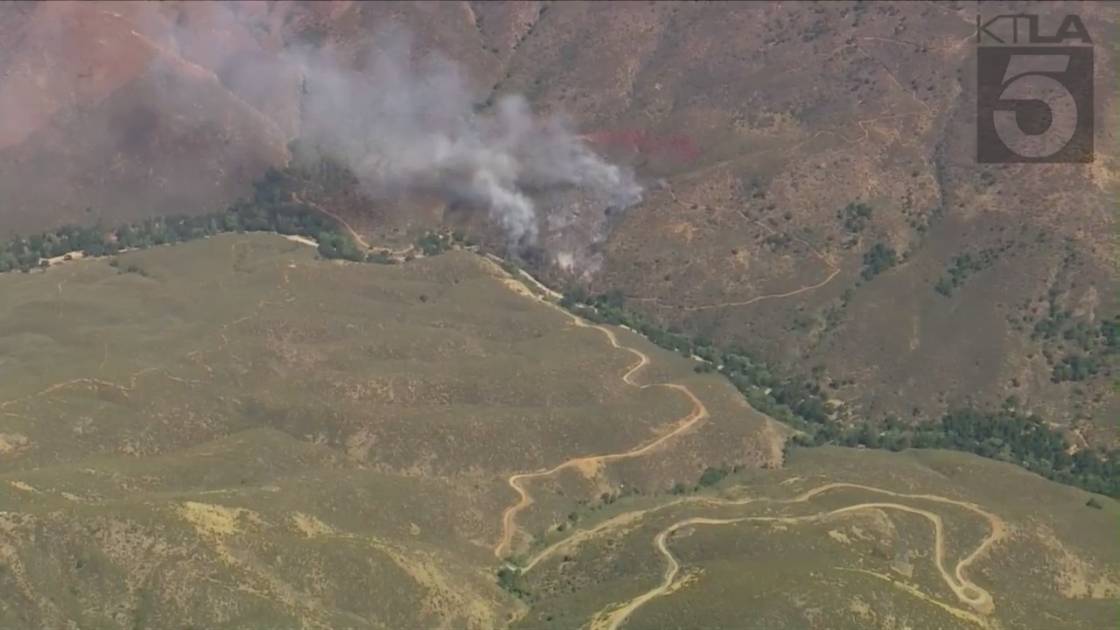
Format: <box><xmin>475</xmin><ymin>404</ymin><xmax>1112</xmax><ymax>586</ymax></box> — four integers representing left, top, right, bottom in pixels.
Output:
<box><xmin>556</xmin><ymin>286</ymin><xmax>1120</xmax><ymax>498</ymax></box>
<box><xmin>0</xmin><ymin>164</ymin><xmax>469</xmax><ymax>275</ymax></box>
<box><xmin>0</xmin><ymin>167</ymin><xmax>365</xmax><ymax>273</ymax></box>
<box><xmin>934</xmin><ymin>246</ymin><xmax>1004</xmax><ymax>297</ymax></box>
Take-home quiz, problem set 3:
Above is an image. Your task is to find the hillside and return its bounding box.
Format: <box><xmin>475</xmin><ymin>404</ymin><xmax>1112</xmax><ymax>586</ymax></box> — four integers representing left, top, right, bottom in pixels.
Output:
<box><xmin>0</xmin><ymin>234</ymin><xmax>1114</xmax><ymax>628</ymax></box>
<box><xmin>0</xmin><ymin>0</ymin><xmax>1115</xmax><ymax>452</ymax></box>
<box><xmin>0</xmin><ymin>1</ymin><xmax>1117</xmax><ymax>624</ymax></box>
<box><xmin>481</xmin><ymin>0</ymin><xmax>1120</xmax><ymax>445</ymax></box>
<box><xmin>513</xmin><ymin>446</ymin><xmax>1119</xmax><ymax>630</ymax></box>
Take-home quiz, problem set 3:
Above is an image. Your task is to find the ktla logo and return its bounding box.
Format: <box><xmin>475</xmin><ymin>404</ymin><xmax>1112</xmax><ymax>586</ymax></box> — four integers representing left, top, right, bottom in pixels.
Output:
<box><xmin>975</xmin><ymin>13</ymin><xmax>1094</xmax><ymax>164</ymax></box>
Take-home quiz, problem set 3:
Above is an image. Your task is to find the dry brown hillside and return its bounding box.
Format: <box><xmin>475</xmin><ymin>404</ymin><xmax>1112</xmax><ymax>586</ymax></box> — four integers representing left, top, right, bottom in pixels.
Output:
<box><xmin>1</xmin><ymin>0</ymin><xmax>1116</xmax><ymax>444</ymax></box>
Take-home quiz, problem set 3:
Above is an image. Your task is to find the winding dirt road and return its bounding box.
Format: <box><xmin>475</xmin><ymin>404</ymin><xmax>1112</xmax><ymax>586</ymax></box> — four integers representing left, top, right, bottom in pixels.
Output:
<box><xmin>492</xmin><ymin>308</ymin><xmax>710</xmax><ymax>559</ymax></box>
<box><xmin>589</xmin><ymin>482</ymin><xmax>1008</xmax><ymax>630</ymax></box>
<box><xmin>488</xmin><ymin>254</ymin><xmax>1010</xmax><ymax>630</ymax></box>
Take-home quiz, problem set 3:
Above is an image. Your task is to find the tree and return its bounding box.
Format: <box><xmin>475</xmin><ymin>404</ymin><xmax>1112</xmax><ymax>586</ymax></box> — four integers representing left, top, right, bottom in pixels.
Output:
<box><xmin>861</xmin><ymin>243</ymin><xmax>898</xmax><ymax>280</ymax></box>
<box><xmin>698</xmin><ymin>467</ymin><xmax>729</xmax><ymax>487</ymax></box>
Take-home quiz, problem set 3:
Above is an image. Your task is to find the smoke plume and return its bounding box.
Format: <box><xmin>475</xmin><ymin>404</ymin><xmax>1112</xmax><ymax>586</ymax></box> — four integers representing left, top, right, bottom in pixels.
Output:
<box><xmin>116</xmin><ymin>3</ymin><xmax>646</xmax><ymax>274</ymax></box>
<box><xmin>288</xmin><ymin>29</ymin><xmax>643</xmax><ymax>259</ymax></box>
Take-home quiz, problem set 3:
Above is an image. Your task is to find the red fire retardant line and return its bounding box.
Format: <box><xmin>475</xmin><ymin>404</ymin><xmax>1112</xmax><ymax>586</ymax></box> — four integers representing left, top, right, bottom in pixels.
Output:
<box><xmin>581</xmin><ymin>130</ymin><xmax>701</xmax><ymax>162</ymax></box>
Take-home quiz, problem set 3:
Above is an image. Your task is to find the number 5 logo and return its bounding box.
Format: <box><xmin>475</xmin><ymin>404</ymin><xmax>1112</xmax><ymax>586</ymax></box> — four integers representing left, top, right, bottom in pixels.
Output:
<box><xmin>993</xmin><ymin>55</ymin><xmax>1077</xmax><ymax>159</ymax></box>
<box><xmin>976</xmin><ymin>46</ymin><xmax>1094</xmax><ymax>164</ymax></box>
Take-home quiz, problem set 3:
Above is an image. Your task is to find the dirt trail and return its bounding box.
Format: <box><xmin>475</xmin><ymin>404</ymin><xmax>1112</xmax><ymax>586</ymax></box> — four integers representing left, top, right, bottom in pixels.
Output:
<box><xmin>290</xmin><ymin>194</ymin><xmax>370</xmax><ymax>250</ymax></box>
<box><xmin>626</xmin><ymin>188</ymin><xmax>842</xmax><ymax>311</ymax></box>
<box><xmin>590</xmin><ymin>482</ymin><xmax>1008</xmax><ymax>630</ymax></box>
<box><xmin>491</xmin><ymin>266</ymin><xmax>710</xmax><ymax>560</ymax></box>
<box><xmin>481</xmin><ymin>246</ymin><xmax>1005</xmax><ymax>629</ymax></box>
<box><xmin>290</xmin><ymin>194</ymin><xmax>419</xmax><ymax>257</ymax></box>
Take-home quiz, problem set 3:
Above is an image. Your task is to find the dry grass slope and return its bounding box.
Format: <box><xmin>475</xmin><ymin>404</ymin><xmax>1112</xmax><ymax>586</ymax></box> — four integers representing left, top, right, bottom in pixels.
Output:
<box><xmin>512</xmin><ymin>448</ymin><xmax>1120</xmax><ymax>630</ymax></box>
<box><xmin>0</xmin><ymin>233</ymin><xmax>777</xmax><ymax>628</ymax></box>
<box><xmin>0</xmin><ymin>233</ymin><xmax>1114</xmax><ymax>629</ymax></box>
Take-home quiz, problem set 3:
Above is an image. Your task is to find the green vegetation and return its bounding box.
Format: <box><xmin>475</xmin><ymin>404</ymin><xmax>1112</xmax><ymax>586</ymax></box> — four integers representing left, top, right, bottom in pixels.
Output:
<box><xmin>1</xmin><ymin>234</ymin><xmax>626</xmax><ymax>628</ymax></box>
<box><xmin>1030</xmin><ymin>307</ymin><xmax>1117</xmax><ymax>383</ymax></box>
<box><xmin>2</xmin><ymin>196</ymin><xmax>1114</xmax><ymax>630</ymax></box>
<box><xmin>554</xmin><ymin>289</ymin><xmax>1120</xmax><ymax>497</ymax></box>
<box><xmin>667</xmin><ymin>465</ymin><xmax>743</xmax><ymax>496</ymax></box>
<box><xmin>415</xmin><ymin>231</ymin><xmax>456</xmax><ymax>256</ymax></box>
<box><xmin>0</xmin><ymin>165</ymin><xmax>474</xmax><ymax>276</ymax></box>
<box><xmin>837</xmin><ymin>202</ymin><xmax>873</xmax><ymax>233</ymax></box>
<box><xmin>934</xmin><ymin>247</ymin><xmax>1001</xmax><ymax>296</ymax></box>
<box><xmin>368</xmin><ymin>250</ymin><xmax>396</xmax><ymax>265</ymax></box>
<box><xmin>316</xmin><ymin>230</ymin><xmax>365</xmax><ymax>262</ymax></box>
<box><xmin>697</xmin><ymin>466</ymin><xmax>731</xmax><ymax>487</ymax></box>
<box><xmin>497</xmin><ymin>566</ymin><xmax>531</xmax><ymax>599</ymax></box>
<box><xmin>1032</xmin><ymin>306</ymin><xmax>1078</xmax><ymax>344</ymax></box>
<box><xmin>0</xmin><ymin>224</ymin><xmax>114</xmax><ymax>271</ymax></box>
<box><xmin>511</xmin><ymin>445</ymin><xmax>1119</xmax><ymax>630</ymax></box>
<box><xmin>1050</xmin><ymin>353</ymin><xmax>1110</xmax><ymax>383</ymax></box>
<box><xmin>0</xmin><ymin>167</ymin><xmax>358</xmax><ymax>273</ymax></box>
<box><xmin>763</xmin><ymin>233</ymin><xmax>794</xmax><ymax>251</ymax></box>
<box><xmin>860</xmin><ymin>242</ymin><xmax>898</xmax><ymax>280</ymax></box>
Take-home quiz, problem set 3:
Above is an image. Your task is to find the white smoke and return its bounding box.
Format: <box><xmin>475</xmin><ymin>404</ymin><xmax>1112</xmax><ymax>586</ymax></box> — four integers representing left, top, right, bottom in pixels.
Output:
<box><xmin>290</xmin><ymin>29</ymin><xmax>643</xmax><ymax>249</ymax></box>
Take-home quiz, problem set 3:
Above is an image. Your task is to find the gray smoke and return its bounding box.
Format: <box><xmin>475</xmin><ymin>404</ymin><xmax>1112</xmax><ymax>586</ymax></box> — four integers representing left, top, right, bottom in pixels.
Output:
<box><xmin>290</xmin><ymin>29</ymin><xmax>643</xmax><ymax>249</ymax></box>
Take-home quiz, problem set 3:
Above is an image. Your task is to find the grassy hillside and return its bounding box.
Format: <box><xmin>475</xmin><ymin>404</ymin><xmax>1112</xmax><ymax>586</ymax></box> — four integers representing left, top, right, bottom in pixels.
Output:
<box><xmin>0</xmin><ymin>233</ymin><xmax>1115</xmax><ymax>628</ymax></box>
<box><xmin>2</xmin><ymin>1</ymin><xmax>1115</xmax><ymax>444</ymax></box>
<box><xmin>4</xmin><ymin>162</ymin><xmax>1115</xmax><ymax>498</ymax></box>
<box><xmin>511</xmin><ymin>447</ymin><xmax>1119</xmax><ymax>630</ymax></box>
<box><xmin>0</xmin><ymin>233</ymin><xmax>778</xmax><ymax>628</ymax></box>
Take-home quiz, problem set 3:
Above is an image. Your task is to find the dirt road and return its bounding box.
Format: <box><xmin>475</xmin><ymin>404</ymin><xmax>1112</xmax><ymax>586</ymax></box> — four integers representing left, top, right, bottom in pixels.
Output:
<box><xmin>492</xmin><ymin>307</ymin><xmax>709</xmax><ymax>559</ymax></box>
<box><xmin>589</xmin><ymin>482</ymin><xmax>1008</xmax><ymax>630</ymax></box>
<box><xmin>488</xmin><ymin>258</ymin><xmax>712</xmax><ymax>560</ymax></box>
<box><xmin>488</xmin><ymin>256</ymin><xmax>1009</xmax><ymax>630</ymax></box>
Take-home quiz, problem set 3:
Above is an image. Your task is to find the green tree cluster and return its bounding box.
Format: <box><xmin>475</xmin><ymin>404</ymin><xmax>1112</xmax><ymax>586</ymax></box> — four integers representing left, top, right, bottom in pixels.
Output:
<box><xmin>496</xmin><ymin>567</ymin><xmax>530</xmax><ymax>599</ymax></box>
<box><xmin>838</xmin><ymin>202</ymin><xmax>873</xmax><ymax>233</ymax></box>
<box><xmin>415</xmin><ymin>231</ymin><xmax>455</xmax><ymax>256</ymax></box>
<box><xmin>316</xmin><ymin>231</ymin><xmax>364</xmax><ymax>262</ymax></box>
<box><xmin>860</xmin><ymin>243</ymin><xmax>898</xmax><ymax>280</ymax></box>
<box><xmin>697</xmin><ymin>466</ymin><xmax>730</xmax><ymax>487</ymax></box>
<box><xmin>1032</xmin><ymin>308</ymin><xmax>1118</xmax><ymax>383</ymax></box>
<box><xmin>934</xmin><ymin>248</ymin><xmax>1001</xmax><ymax>296</ymax></box>
<box><xmin>1050</xmin><ymin>353</ymin><xmax>1109</xmax><ymax>383</ymax></box>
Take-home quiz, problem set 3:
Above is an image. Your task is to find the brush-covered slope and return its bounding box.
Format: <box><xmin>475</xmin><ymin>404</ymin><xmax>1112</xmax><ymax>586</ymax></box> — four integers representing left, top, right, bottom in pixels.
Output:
<box><xmin>479</xmin><ymin>0</ymin><xmax>1120</xmax><ymax>442</ymax></box>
